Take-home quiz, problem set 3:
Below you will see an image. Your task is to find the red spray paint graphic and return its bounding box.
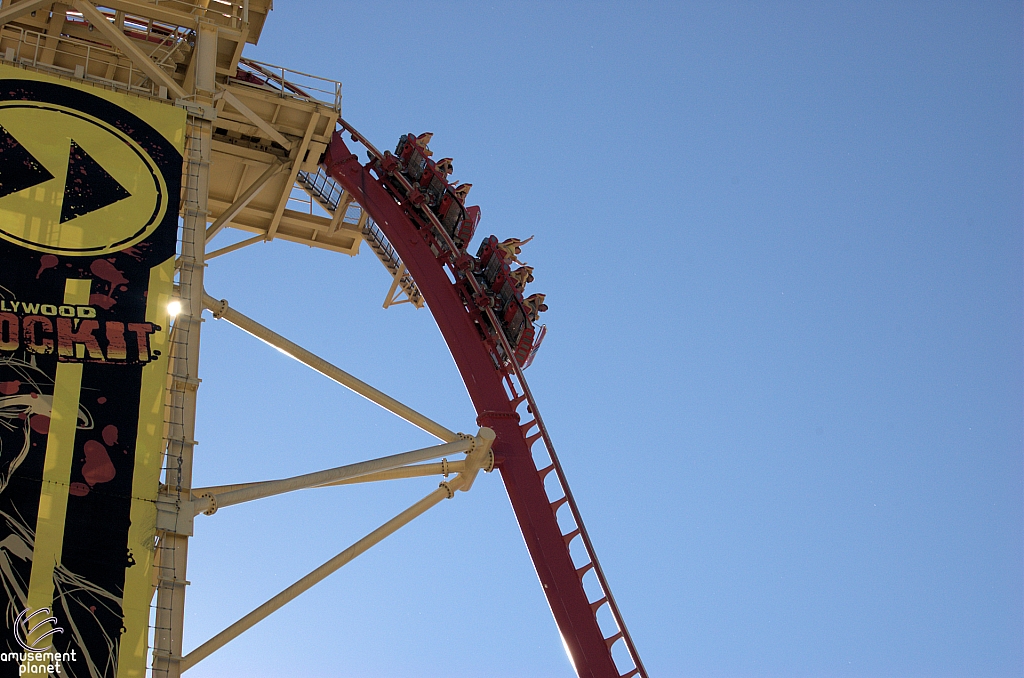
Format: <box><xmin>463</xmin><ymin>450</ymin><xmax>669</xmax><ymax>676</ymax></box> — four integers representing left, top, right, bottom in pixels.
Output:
<box><xmin>36</xmin><ymin>255</ymin><xmax>59</xmax><ymax>279</ymax></box>
<box><xmin>89</xmin><ymin>259</ymin><xmax>129</xmax><ymax>309</ymax></box>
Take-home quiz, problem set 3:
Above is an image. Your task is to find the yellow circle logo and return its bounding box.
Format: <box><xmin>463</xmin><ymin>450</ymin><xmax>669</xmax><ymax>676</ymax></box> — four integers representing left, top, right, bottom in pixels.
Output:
<box><xmin>0</xmin><ymin>102</ymin><xmax>167</xmax><ymax>255</ymax></box>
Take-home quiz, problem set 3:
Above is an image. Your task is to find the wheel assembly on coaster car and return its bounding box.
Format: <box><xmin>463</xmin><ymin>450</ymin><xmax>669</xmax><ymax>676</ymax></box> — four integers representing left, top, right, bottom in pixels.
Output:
<box><xmin>321</xmin><ymin>122</ymin><xmax>647</xmax><ymax>678</ymax></box>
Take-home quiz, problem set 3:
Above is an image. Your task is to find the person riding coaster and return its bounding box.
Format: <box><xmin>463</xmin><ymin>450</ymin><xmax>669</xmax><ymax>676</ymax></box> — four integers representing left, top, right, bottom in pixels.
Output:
<box><xmin>523</xmin><ymin>293</ymin><xmax>548</xmax><ymax>322</ymax></box>
<box><xmin>498</xmin><ymin>236</ymin><xmax>533</xmax><ymax>265</ymax></box>
<box><xmin>510</xmin><ymin>265</ymin><xmax>535</xmax><ymax>292</ymax></box>
<box><xmin>435</xmin><ymin>158</ymin><xmax>454</xmax><ymax>176</ymax></box>
<box><xmin>413</xmin><ymin>132</ymin><xmax>433</xmax><ymax>156</ymax></box>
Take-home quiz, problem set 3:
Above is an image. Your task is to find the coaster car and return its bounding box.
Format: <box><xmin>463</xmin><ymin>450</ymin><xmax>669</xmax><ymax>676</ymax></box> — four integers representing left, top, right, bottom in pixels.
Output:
<box><xmin>474</xmin><ymin>236</ymin><xmax>546</xmax><ymax>368</ymax></box>
<box><xmin>381</xmin><ymin>134</ymin><xmax>479</xmax><ymax>251</ymax></box>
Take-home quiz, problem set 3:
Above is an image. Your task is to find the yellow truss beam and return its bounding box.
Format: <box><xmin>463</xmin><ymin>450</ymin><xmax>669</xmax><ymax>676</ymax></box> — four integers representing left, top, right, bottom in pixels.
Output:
<box><xmin>72</xmin><ymin>0</ymin><xmax>186</xmax><ymax>99</ymax></box>
<box><xmin>0</xmin><ymin>0</ymin><xmax>54</xmax><ymax>27</ymax></box>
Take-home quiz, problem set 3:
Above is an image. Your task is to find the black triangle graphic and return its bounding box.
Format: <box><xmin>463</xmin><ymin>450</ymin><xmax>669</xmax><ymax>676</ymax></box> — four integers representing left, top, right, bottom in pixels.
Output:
<box><xmin>0</xmin><ymin>124</ymin><xmax>55</xmax><ymax>199</ymax></box>
<box><xmin>60</xmin><ymin>140</ymin><xmax>131</xmax><ymax>224</ymax></box>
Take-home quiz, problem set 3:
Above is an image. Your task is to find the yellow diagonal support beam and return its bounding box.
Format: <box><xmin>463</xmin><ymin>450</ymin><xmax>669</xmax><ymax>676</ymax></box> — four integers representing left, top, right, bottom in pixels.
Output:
<box><xmin>180</xmin><ymin>428</ymin><xmax>493</xmax><ymax>672</ymax></box>
<box><xmin>205</xmin><ymin>161</ymin><xmax>286</xmax><ymax>243</ymax></box>
<box><xmin>219</xmin><ymin>88</ymin><xmax>293</xmax><ymax>150</ymax></box>
<box><xmin>203</xmin><ymin>292</ymin><xmax>458</xmax><ymax>442</ymax></box>
<box><xmin>0</xmin><ymin>0</ymin><xmax>53</xmax><ymax>27</ymax></box>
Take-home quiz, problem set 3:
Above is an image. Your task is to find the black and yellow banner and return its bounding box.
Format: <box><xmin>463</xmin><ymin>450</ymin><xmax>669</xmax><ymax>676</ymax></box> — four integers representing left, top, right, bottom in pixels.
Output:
<box><xmin>0</xmin><ymin>65</ymin><xmax>183</xmax><ymax>677</ymax></box>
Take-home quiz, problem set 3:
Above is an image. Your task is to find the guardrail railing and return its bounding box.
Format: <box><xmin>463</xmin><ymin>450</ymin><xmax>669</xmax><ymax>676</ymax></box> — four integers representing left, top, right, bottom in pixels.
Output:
<box><xmin>0</xmin><ymin>23</ymin><xmax>176</xmax><ymax>98</ymax></box>
<box><xmin>231</xmin><ymin>57</ymin><xmax>342</xmax><ymax>111</ymax></box>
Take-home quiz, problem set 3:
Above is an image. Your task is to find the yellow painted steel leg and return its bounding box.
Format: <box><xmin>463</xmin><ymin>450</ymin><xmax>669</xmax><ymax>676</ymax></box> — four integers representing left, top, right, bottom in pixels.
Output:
<box><xmin>153</xmin><ymin>23</ymin><xmax>217</xmax><ymax>673</ymax></box>
<box><xmin>189</xmin><ymin>459</ymin><xmax>469</xmax><ymax>498</ymax></box>
<box><xmin>196</xmin><ymin>436</ymin><xmax>480</xmax><ymax>514</ymax></box>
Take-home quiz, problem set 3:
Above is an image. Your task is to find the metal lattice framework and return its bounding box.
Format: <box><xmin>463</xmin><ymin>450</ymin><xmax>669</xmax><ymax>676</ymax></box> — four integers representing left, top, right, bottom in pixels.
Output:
<box><xmin>0</xmin><ymin>2</ymin><xmax>647</xmax><ymax>676</ymax></box>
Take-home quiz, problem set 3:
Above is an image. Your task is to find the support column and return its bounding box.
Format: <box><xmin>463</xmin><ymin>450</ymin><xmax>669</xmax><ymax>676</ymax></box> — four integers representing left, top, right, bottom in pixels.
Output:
<box><xmin>151</xmin><ymin>19</ymin><xmax>218</xmax><ymax>678</ymax></box>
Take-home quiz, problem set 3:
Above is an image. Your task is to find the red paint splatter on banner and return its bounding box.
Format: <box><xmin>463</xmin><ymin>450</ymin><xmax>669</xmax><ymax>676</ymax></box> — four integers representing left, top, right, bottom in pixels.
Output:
<box><xmin>89</xmin><ymin>293</ymin><xmax>116</xmax><ymax>310</ymax></box>
<box><xmin>102</xmin><ymin>424</ymin><xmax>118</xmax><ymax>446</ymax></box>
<box><xmin>0</xmin><ymin>381</ymin><xmax>19</xmax><ymax>395</ymax></box>
<box><xmin>36</xmin><ymin>255</ymin><xmax>58</xmax><ymax>279</ymax></box>
<box><xmin>82</xmin><ymin>440</ymin><xmax>115</xmax><ymax>486</ymax></box>
<box><xmin>90</xmin><ymin>259</ymin><xmax>128</xmax><ymax>287</ymax></box>
<box><xmin>30</xmin><ymin>415</ymin><xmax>49</xmax><ymax>435</ymax></box>
<box><xmin>69</xmin><ymin>482</ymin><xmax>90</xmax><ymax>497</ymax></box>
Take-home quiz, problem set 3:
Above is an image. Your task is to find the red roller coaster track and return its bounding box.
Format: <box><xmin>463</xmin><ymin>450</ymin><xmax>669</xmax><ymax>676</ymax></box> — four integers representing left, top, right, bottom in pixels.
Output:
<box><xmin>322</xmin><ymin>128</ymin><xmax>647</xmax><ymax>678</ymax></box>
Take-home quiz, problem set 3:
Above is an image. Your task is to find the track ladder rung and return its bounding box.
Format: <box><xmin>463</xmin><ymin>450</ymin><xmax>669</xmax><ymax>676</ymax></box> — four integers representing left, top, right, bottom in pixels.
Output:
<box><xmin>605</xmin><ymin>631</ymin><xmax>624</xmax><ymax>648</ymax></box>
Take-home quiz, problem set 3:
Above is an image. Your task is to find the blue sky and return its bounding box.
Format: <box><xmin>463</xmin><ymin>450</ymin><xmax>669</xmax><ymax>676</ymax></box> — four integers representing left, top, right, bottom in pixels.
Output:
<box><xmin>184</xmin><ymin>3</ymin><xmax>1023</xmax><ymax>676</ymax></box>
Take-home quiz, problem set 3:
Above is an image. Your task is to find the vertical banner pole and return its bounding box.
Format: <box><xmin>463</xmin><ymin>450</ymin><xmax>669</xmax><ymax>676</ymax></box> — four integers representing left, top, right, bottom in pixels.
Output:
<box><xmin>151</xmin><ymin>20</ymin><xmax>217</xmax><ymax>678</ymax></box>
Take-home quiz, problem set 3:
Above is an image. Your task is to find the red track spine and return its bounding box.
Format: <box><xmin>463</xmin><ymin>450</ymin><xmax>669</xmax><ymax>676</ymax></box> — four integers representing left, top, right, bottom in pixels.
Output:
<box><xmin>324</xmin><ymin>133</ymin><xmax>622</xmax><ymax>678</ymax></box>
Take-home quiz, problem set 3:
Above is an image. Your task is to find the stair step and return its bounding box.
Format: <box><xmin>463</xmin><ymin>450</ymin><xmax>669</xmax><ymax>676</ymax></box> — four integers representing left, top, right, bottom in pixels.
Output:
<box><xmin>297</xmin><ymin>167</ymin><xmax>422</xmax><ymax>305</ymax></box>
